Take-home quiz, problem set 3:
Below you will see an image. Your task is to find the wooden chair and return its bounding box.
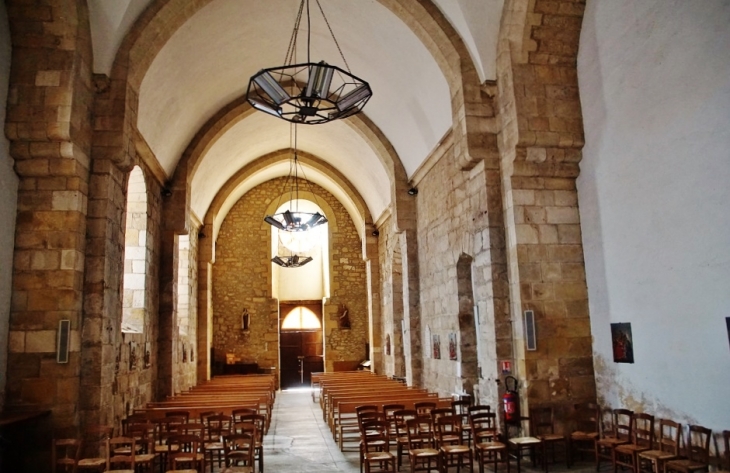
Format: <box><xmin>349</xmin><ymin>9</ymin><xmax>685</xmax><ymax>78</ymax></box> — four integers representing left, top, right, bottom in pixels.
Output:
<box><xmin>393</xmin><ymin>409</ymin><xmax>417</xmax><ymax>471</ymax></box>
<box><xmin>470</xmin><ymin>411</ymin><xmax>508</xmax><ymax>473</ymax></box>
<box><xmin>360</xmin><ymin>412</ymin><xmax>387</xmax><ymax>473</ymax></box>
<box><xmin>222</xmin><ymin>432</ymin><xmax>256</xmax><ymax>473</ymax></box>
<box><xmin>104</xmin><ymin>437</ymin><xmax>135</xmax><ymax>473</ymax></box>
<box><xmin>638</xmin><ymin>419</ymin><xmax>682</xmax><ymax>473</ymax></box>
<box><xmin>716</xmin><ymin>430</ymin><xmax>730</xmax><ymax>473</ymax></box>
<box><xmin>53</xmin><ymin>438</ymin><xmax>81</xmax><ymax>473</ymax></box>
<box><xmin>452</xmin><ymin>399</ymin><xmax>473</xmax><ymax>446</ymax></box>
<box><xmin>665</xmin><ymin>425</ymin><xmax>712</xmax><ymax>473</ymax></box>
<box><xmin>568</xmin><ymin>402</ymin><xmax>600</xmax><ymax>466</ymax></box>
<box><xmin>434</xmin><ymin>415</ymin><xmax>473</xmax><ymax>472</ymax></box>
<box><xmin>203</xmin><ymin>414</ymin><xmax>230</xmax><ymax>471</ymax></box>
<box><xmin>125</xmin><ymin>421</ymin><xmax>157</xmax><ymax>472</ymax></box>
<box><xmin>165</xmin><ymin>433</ymin><xmax>204</xmax><ymax>473</ymax></box>
<box><xmin>504</xmin><ymin>415</ymin><xmax>543</xmax><ymax>473</ymax></box>
<box><xmin>615</xmin><ymin>413</ymin><xmax>655</xmax><ymax>473</ymax></box>
<box><xmin>530</xmin><ymin>406</ymin><xmax>568</xmax><ymax>469</ymax></box>
<box><xmin>78</xmin><ymin>425</ymin><xmax>113</xmax><ymax>472</ymax></box>
<box><xmin>406</xmin><ymin>417</ymin><xmax>441</xmax><ymax>473</ymax></box>
<box><xmin>235</xmin><ymin>414</ymin><xmax>266</xmax><ymax>473</ymax></box>
<box><xmin>383</xmin><ymin>404</ymin><xmax>405</xmax><ymax>439</ymax></box>
<box><xmin>595</xmin><ymin>408</ymin><xmax>633</xmax><ymax>471</ymax></box>
<box><xmin>361</xmin><ymin>419</ymin><xmax>397</xmax><ymax>473</ymax></box>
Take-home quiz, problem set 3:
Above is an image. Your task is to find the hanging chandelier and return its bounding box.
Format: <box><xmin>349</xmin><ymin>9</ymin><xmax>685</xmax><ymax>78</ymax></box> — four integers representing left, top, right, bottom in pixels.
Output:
<box><xmin>246</xmin><ymin>0</ymin><xmax>372</xmax><ymax>125</ymax></box>
<box><xmin>267</xmin><ymin>124</ymin><xmax>327</xmax><ymax>267</ymax></box>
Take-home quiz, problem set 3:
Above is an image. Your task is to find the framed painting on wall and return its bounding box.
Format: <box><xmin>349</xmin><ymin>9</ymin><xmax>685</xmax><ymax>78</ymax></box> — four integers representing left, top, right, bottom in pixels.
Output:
<box><xmin>433</xmin><ymin>334</ymin><xmax>441</xmax><ymax>359</ymax></box>
<box><xmin>726</xmin><ymin>317</ymin><xmax>730</xmax><ymax>350</ymax></box>
<box><xmin>448</xmin><ymin>333</ymin><xmax>458</xmax><ymax>360</ymax></box>
<box><xmin>611</xmin><ymin>322</ymin><xmax>634</xmax><ymax>363</ymax></box>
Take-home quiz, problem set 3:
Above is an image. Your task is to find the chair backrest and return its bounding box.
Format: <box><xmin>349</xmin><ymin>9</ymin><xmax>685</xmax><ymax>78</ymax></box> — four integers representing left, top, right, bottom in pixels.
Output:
<box><xmin>415</xmin><ymin>401</ymin><xmax>436</xmax><ymax>415</ymax></box>
<box><xmin>393</xmin><ymin>409</ymin><xmax>417</xmax><ymax>438</ymax></box>
<box><xmin>470</xmin><ymin>411</ymin><xmax>499</xmax><ymax>443</ymax></box>
<box><xmin>722</xmin><ymin>430</ymin><xmax>730</xmax><ymax>470</ymax></box>
<box><xmin>632</xmin><ymin>413</ymin><xmax>655</xmax><ymax>448</ymax></box>
<box><xmin>176</xmin><ymin>421</ymin><xmax>205</xmax><ymax>437</ymax></box>
<box><xmin>356</xmin><ymin>405</ymin><xmax>379</xmax><ymax>416</ymax></box>
<box><xmin>199</xmin><ymin>410</ymin><xmax>223</xmax><ymax>423</ymax></box>
<box><xmin>361</xmin><ymin>419</ymin><xmax>390</xmax><ymax>451</ymax></box>
<box><xmin>224</xmin><ymin>432</ymin><xmax>256</xmax><ymax>467</ymax></box>
<box><xmin>53</xmin><ymin>438</ymin><xmax>81</xmax><ymax>473</ymax></box>
<box><xmin>383</xmin><ymin>404</ymin><xmax>405</xmax><ymax>418</ymax></box>
<box><xmin>127</xmin><ymin>421</ymin><xmax>154</xmax><ymax>452</ymax></box>
<box><xmin>166</xmin><ymin>433</ymin><xmax>200</xmax><ymax>468</ymax></box>
<box><xmin>686</xmin><ymin>425</ymin><xmax>712</xmax><ymax>464</ymax></box>
<box><xmin>205</xmin><ymin>414</ymin><xmax>232</xmax><ymax>440</ymax></box>
<box><xmin>431</xmin><ymin>407</ymin><xmax>454</xmax><ymax>427</ymax></box>
<box><xmin>530</xmin><ymin>407</ymin><xmax>556</xmax><ymax>436</ymax></box>
<box><xmin>106</xmin><ymin>436</ymin><xmax>136</xmax><ymax>471</ymax></box>
<box><xmin>236</xmin><ymin>414</ymin><xmax>266</xmax><ymax>442</ymax></box>
<box><xmin>655</xmin><ymin>419</ymin><xmax>682</xmax><ymax>456</ymax></box>
<box><xmin>165</xmin><ymin>410</ymin><xmax>191</xmax><ymax>422</ymax></box>
<box><xmin>231</xmin><ymin>407</ymin><xmax>258</xmax><ymax>422</ymax></box>
<box><xmin>406</xmin><ymin>417</ymin><xmax>433</xmax><ymax>449</ymax></box>
<box><xmin>572</xmin><ymin>402</ymin><xmax>600</xmax><ymax>435</ymax></box>
<box><xmin>232</xmin><ymin>420</ymin><xmax>258</xmax><ymax>441</ymax></box>
<box><xmin>611</xmin><ymin>409</ymin><xmax>634</xmax><ymax>441</ymax></box>
<box><xmin>434</xmin><ymin>415</ymin><xmax>462</xmax><ymax>444</ymax></box>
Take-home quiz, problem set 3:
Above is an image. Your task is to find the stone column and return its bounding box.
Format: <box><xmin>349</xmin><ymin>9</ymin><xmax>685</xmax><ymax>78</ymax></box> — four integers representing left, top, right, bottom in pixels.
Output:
<box><xmin>400</xmin><ymin>229</ymin><xmax>422</xmax><ymax>387</ymax></box>
<box><xmin>4</xmin><ymin>1</ymin><xmax>94</xmax><ymax>449</ymax></box>
<box><xmin>497</xmin><ymin>0</ymin><xmax>596</xmax><ymax>427</ymax></box>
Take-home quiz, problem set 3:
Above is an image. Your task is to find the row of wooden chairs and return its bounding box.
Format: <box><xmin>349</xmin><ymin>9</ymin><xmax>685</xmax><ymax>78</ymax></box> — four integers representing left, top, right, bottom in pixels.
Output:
<box><xmin>52</xmin><ymin>411</ymin><xmax>265</xmax><ymax>473</ymax></box>
<box><xmin>570</xmin><ymin>404</ymin><xmax>730</xmax><ymax>473</ymax></box>
<box><xmin>53</xmin><ymin>430</ymin><xmax>257</xmax><ymax>473</ymax></box>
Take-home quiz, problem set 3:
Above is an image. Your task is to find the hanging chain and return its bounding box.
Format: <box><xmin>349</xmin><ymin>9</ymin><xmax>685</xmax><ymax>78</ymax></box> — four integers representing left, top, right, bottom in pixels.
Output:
<box><xmin>284</xmin><ymin>0</ymin><xmax>306</xmax><ymax>66</ymax></box>
<box><xmin>315</xmin><ymin>0</ymin><xmax>351</xmax><ymax>73</ymax></box>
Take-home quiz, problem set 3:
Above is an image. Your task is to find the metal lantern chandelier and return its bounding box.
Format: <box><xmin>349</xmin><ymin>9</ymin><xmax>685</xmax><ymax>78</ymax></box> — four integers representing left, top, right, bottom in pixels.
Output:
<box><xmin>246</xmin><ymin>0</ymin><xmax>372</xmax><ymax>124</ymax></box>
<box><xmin>267</xmin><ymin>124</ymin><xmax>327</xmax><ymax>267</ymax></box>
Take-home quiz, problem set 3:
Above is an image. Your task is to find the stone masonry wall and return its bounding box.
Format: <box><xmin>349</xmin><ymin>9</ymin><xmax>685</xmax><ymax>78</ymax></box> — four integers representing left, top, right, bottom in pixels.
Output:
<box><xmin>212</xmin><ymin>177</ymin><xmax>368</xmax><ymax>375</ymax></box>
<box><xmin>415</xmin><ymin>142</ymin><xmax>503</xmax><ymax>401</ymax></box>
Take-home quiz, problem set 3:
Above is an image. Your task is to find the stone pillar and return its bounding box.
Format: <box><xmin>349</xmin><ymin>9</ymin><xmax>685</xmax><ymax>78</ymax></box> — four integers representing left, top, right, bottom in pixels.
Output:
<box><xmin>497</xmin><ymin>0</ymin><xmax>596</xmax><ymax>427</ymax></box>
<box><xmin>364</xmin><ymin>229</ymin><xmax>383</xmax><ymax>373</ymax></box>
<box><xmin>400</xmin><ymin>229</ymin><xmax>422</xmax><ymax>387</ymax></box>
<box><xmin>4</xmin><ymin>0</ymin><xmax>94</xmax><ymax>446</ymax></box>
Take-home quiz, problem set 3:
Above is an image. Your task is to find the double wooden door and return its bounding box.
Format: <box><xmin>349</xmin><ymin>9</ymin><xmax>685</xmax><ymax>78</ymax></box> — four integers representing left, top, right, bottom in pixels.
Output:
<box><xmin>280</xmin><ymin>330</ymin><xmax>323</xmax><ymax>389</ymax></box>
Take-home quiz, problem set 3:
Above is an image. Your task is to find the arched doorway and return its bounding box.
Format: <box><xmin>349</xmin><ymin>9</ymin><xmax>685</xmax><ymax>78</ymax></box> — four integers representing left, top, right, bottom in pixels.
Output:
<box><xmin>279</xmin><ymin>303</ymin><xmax>324</xmax><ymax>389</ymax></box>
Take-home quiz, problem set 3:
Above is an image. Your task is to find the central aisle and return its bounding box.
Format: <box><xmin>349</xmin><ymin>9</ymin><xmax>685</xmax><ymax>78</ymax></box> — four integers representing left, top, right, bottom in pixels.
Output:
<box><xmin>262</xmin><ymin>388</ymin><xmax>360</xmax><ymax>472</ymax></box>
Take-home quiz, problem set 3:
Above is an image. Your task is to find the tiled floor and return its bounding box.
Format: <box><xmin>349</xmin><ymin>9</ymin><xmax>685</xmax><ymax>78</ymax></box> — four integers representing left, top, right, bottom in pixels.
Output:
<box><xmin>219</xmin><ymin>388</ymin><xmax>599</xmax><ymax>473</ymax></box>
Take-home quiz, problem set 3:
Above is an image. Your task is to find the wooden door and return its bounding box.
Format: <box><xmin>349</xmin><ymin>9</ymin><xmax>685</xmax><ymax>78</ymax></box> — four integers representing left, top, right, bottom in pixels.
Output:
<box><xmin>279</xmin><ymin>331</ymin><xmax>323</xmax><ymax>389</ymax></box>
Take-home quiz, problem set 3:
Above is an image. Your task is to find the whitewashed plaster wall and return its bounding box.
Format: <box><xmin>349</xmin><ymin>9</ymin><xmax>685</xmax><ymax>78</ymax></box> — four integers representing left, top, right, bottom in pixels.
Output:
<box><xmin>0</xmin><ymin>2</ymin><xmax>18</xmax><ymax>411</ymax></box>
<box><xmin>577</xmin><ymin>0</ymin><xmax>730</xmax><ymax>431</ymax></box>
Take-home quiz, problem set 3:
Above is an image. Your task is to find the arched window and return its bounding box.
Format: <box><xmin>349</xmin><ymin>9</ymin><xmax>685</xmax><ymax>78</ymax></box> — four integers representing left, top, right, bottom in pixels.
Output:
<box><xmin>281</xmin><ymin>306</ymin><xmax>321</xmax><ymax>330</ymax></box>
<box><xmin>121</xmin><ymin>166</ymin><xmax>147</xmax><ymax>333</ymax></box>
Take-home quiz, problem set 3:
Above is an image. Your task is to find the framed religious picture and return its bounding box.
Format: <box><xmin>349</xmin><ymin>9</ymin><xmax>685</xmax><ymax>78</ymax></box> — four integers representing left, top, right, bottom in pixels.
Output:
<box><xmin>726</xmin><ymin>317</ymin><xmax>730</xmax><ymax>350</ymax></box>
<box><xmin>432</xmin><ymin>334</ymin><xmax>441</xmax><ymax>359</ymax></box>
<box><xmin>448</xmin><ymin>333</ymin><xmax>458</xmax><ymax>360</ymax></box>
<box><xmin>611</xmin><ymin>323</ymin><xmax>634</xmax><ymax>363</ymax></box>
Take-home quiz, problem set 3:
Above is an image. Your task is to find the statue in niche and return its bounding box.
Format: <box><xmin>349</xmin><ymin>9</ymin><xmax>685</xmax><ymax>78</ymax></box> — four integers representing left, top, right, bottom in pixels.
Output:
<box><xmin>128</xmin><ymin>342</ymin><xmax>137</xmax><ymax>370</ymax></box>
<box><xmin>241</xmin><ymin>308</ymin><xmax>250</xmax><ymax>331</ymax></box>
<box><xmin>182</xmin><ymin>343</ymin><xmax>187</xmax><ymax>363</ymax></box>
<box><xmin>144</xmin><ymin>342</ymin><xmax>151</xmax><ymax>368</ymax></box>
<box><xmin>385</xmin><ymin>334</ymin><xmax>391</xmax><ymax>356</ymax></box>
<box><xmin>338</xmin><ymin>304</ymin><xmax>351</xmax><ymax>329</ymax></box>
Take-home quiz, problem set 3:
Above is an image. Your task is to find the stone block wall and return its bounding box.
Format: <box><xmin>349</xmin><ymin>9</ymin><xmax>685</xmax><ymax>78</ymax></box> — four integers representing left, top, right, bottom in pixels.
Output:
<box><xmin>212</xmin><ymin>177</ymin><xmax>368</xmax><ymax>375</ymax></box>
<box><xmin>412</xmin><ymin>143</ymin><xmax>502</xmax><ymax>400</ymax></box>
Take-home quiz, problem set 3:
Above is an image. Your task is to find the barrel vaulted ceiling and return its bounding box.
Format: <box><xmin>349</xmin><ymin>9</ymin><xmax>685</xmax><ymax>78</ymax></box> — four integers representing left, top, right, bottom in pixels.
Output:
<box><xmin>87</xmin><ymin>0</ymin><xmax>504</xmax><ymax>227</ymax></box>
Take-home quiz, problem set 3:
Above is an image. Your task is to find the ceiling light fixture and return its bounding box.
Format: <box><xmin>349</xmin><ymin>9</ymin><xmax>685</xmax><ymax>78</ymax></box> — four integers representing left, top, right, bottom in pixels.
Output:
<box><xmin>246</xmin><ymin>0</ymin><xmax>372</xmax><ymax>124</ymax></box>
<box><xmin>267</xmin><ymin>124</ymin><xmax>327</xmax><ymax>268</ymax></box>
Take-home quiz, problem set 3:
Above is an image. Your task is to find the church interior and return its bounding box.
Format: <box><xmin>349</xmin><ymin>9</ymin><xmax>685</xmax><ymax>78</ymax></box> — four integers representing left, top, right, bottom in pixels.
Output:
<box><xmin>0</xmin><ymin>0</ymin><xmax>728</xmax><ymax>471</ymax></box>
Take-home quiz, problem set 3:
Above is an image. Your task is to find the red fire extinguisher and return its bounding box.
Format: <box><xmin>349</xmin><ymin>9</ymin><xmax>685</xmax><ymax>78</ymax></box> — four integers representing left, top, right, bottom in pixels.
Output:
<box><xmin>502</xmin><ymin>375</ymin><xmax>520</xmax><ymax>422</ymax></box>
